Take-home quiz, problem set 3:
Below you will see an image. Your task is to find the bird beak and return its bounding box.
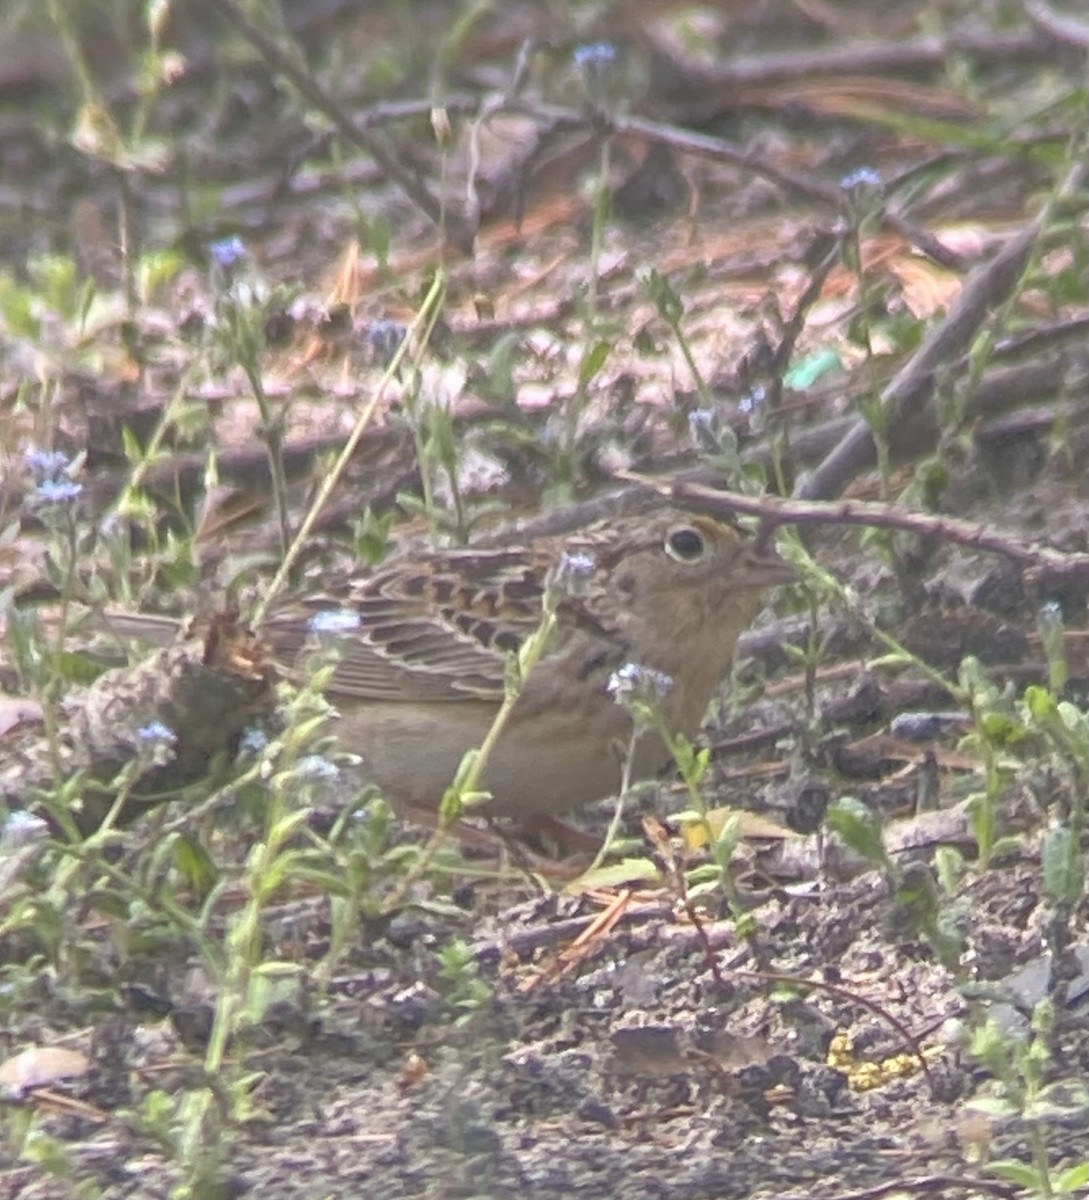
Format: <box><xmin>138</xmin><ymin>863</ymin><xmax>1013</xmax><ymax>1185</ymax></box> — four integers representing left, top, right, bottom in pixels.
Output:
<box><xmin>737</xmin><ymin>542</ymin><xmax>796</xmax><ymax>588</ymax></box>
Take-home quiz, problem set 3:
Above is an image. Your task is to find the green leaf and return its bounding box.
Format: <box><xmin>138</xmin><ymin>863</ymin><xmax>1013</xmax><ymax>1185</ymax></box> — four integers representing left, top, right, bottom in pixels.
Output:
<box><xmin>283</xmin><ymin>866</ymin><xmax>351</xmax><ymax>898</ymax></box>
<box><xmin>988</xmin><ymin>835</ymin><xmax>1025</xmax><ymax>860</ymax></box>
<box><xmin>138</xmin><ymin>249</ymin><xmax>185</xmax><ymax>298</ymax></box>
<box><xmin>0</xmin><ymin>276</ymin><xmax>40</xmax><ymax>339</ymax></box>
<box><xmin>77</xmin><ymin>277</ymin><xmax>97</xmax><ymax>332</ymax></box>
<box><xmin>85</xmin><ymin>888</ymin><xmax>131</xmax><ymax>920</ymax></box>
<box><xmin>686</xmin><ymin>876</ymin><xmax>725</xmax><ymax>899</ymax></box>
<box><xmin>577</xmin><ymin>340</ymin><xmax>612</xmax><ymax>388</ymax></box>
<box><xmin>934</xmin><ymin>846</ymin><xmax>965</xmax><ymax>893</ymax></box>
<box><xmin>254</xmin><ymin>847</ymin><xmax>307</xmax><ymax>896</ymax></box>
<box><xmin>1055</xmin><ymin>1162</ymin><xmax>1089</xmax><ymax>1192</ymax></box>
<box><xmin>173</xmin><ymin>835</ymin><xmax>219</xmax><ymax>896</ymax></box>
<box><xmin>424</xmin><ymin>404</ymin><xmax>456</xmax><ymax>469</ymax></box>
<box><xmin>573</xmin><ymin>858</ymin><xmax>660</xmax><ymax>890</ymax></box>
<box><xmin>51</xmin><ymin>650</ymin><xmax>106</xmax><ymax>686</ymax></box>
<box><xmin>252</xmin><ymin>960</ymin><xmax>305</xmax><ymax>978</ymax></box>
<box><xmin>824</xmin><ymin>796</ymin><xmax>887</xmax><ymax>865</ymax></box>
<box><xmin>1024</xmin><ymin>684</ymin><xmax>1057</xmax><ymax>723</ymax></box>
<box><xmin>28</xmin><ymin>254</ymin><xmax>79</xmax><ymax>316</ymax></box>
<box><xmin>120</xmin><ymin>425</ymin><xmax>145</xmax><ymax>468</ymax></box>
<box><xmin>1042</xmin><ymin>826</ymin><xmax>1084</xmax><ymax>906</ymax></box>
<box><xmin>979</xmin><ymin>710</ymin><xmax>1028</xmax><ymax>745</ymax></box>
<box><xmin>268</xmin><ymin>811</ymin><xmax>309</xmax><ymax>846</ymax></box>
<box><xmin>480</xmin><ymin>332</ymin><xmax>520</xmax><ymax>403</ymax></box>
<box><xmin>353</xmin><ymin>506</ymin><xmax>395</xmax><ymax>566</ymax></box>
<box><xmin>641</xmin><ymin>269</ymin><xmax>683</xmax><ymax>324</ymax></box>
<box><xmin>368</xmin><ymin>212</ymin><xmax>391</xmax><ymax>268</ymax></box>
<box><xmin>986</xmin><ymin>1159</ymin><xmax>1043</xmax><ymax>1187</ymax></box>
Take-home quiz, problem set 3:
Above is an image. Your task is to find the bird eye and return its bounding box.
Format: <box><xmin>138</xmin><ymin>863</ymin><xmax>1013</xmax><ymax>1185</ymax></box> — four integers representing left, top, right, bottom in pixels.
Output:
<box><xmin>665</xmin><ymin>526</ymin><xmax>706</xmax><ymax>562</ymax></box>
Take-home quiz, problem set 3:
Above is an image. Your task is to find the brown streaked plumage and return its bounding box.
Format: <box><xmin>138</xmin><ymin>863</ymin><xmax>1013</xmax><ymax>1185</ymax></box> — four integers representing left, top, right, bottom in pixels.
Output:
<box><xmin>264</xmin><ymin>507</ymin><xmax>792</xmax><ymax>816</ymax></box>
<box><xmin>107</xmin><ymin>507</ymin><xmax>792</xmax><ymax>818</ymax></box>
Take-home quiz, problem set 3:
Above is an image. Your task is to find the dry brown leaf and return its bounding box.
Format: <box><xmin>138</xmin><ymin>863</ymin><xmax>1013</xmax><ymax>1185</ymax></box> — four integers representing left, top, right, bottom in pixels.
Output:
<box><xmin>0</xmin><ymin>1046</ymin><xmax>91</xmax><ymax>1098</ymax></box>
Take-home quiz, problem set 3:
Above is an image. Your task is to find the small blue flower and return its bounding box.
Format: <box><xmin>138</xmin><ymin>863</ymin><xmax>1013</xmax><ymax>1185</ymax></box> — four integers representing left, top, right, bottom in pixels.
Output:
<box><xmin>239</xmin><ymin>727</ymin><xmax>269</xmax><ymax>754</ymax></box>
<box><xmin>296</xmin><ymin>754</ymin><xmax>339</xmax><ymax>782</ymax></box>
<box><xmin>573</xmin><ymin>41</ymin><xmax>617</xmax><ymax>69</ymax></box>
<box><xmin>548</xmin><ymin>548</ymin><xmax>598</xmax><ymax>598</ymax></box>
<box><xmin>367</xmin><ymin>318</ymin><xmax>407</xmax><ymax>366</ymax></box>
<box><xmin>1</xmin><ymin>810</ymin><xmax>48</xmax><ymax>848</ymax></box>
<box><xmin>308</xmin><ymin>608</ymin><xmax>362</xmax><ymax>636</ymax></box>
<box><xmin>559</xmin><ymin>550</ymin><xmax>596</xmax><ymax>577</ymax></box>
<box><xmin>607</xmin><ymin>662</ymin><xmax>673</xmax><ymax>705</ymax></box>
<box><xmin>138</xmin><ymin>721</ymin><xmax>177</xmax><ymax>745</ymax></box>
<box><xmin>135</xmin><ymin>720</ymin><xmax>177</xmax><ymax>766</ymax></box>
<box><xmin>840</xmin><ymin>167</ymin><xmax>882</xmax><ymax>192</ymax></box>
<box><xmin>739</xmin><ymin>386</ymin><xmax>766</xmax><ymax>415</ymax></box>
<box><xmin>209</xmin><ymin>235</ymin><xmax>247</xmax><ymax>270</ymax></box>
<box><xmin>32</xmin><ymin>478</ymin><xmax>83</xmax><ymax>505</ymax></box>
<box><xmin>839</xmin><ymin>168</ymin><xmax>884</xmax><ymax>228</ymax></box>
<box><xmin>23</xmin><ymin>447</ymin><xmax>71</xmax><ymax>482</ymax></box>
<box><xmin>573</xmin><ymin>41</ymin><xmax>618</xmax><ymax>104</ymax></box>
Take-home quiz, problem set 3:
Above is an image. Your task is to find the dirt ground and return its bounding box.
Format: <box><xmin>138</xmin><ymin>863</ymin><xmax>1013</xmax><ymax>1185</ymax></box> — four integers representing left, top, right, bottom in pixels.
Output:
<box><xmin>3</xmin><ymin>2</ymin><xmax>1089</xmax><ymax>1197</ymax></box>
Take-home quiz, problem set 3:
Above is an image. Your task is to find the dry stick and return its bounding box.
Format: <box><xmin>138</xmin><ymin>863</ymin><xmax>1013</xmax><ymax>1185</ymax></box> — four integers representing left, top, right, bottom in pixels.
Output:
<box><xmin>795</xmin><ymin>157</ymin><xmax>1089</xmax><ymax>502</ymax></box>
<box><xmin>672</xmin><ymin>29</ymin><xmax>1051</xmax><ymax>89</ymax></box>
<box><xmin>518</xmin><ymin>100</ymin><xmax>967</xmax><ymax>271</ymax></box>
<box><xmin>995</xmin><ymin>312</ymin><xmax>1089</xmax><ymax>357</ymax></box>
<box><xmin>199</xmin><ymin>0</ymin><xmax>477</xmax><ymax>254</ymax></box>
<box><xmin>1025</xmin><ymin>0</ymin><xmax>1089</xmax><ymax>48</ymax></box>
<box><xmin>619</xmin><ymin>472</ymin><xmax>1089</xmax><ymax>580</ymax></box>
<box><xmin>675</xmin><ymin>900</ymin><xmax>934</xmax><ymax>1099</ymax></box>
<box><xmin>742</xmin><ymin>356</ymin><xmax>1076</xmax><ymax>479</ymax></box>
<box><xmin>67</xmin><ymin>313</ymin><xmax>1081</xmax><ymax>535</ymax></box>
<box><xmin>491</xmin><ymin>342</ymin><xmax>1083</xmax><ymax>551</ymax></box>
<box><xmin>612</xmin><ymin>113</ymin><xmax>968</xmax><ymax>272</ymax></box>
<box><xmin>766</xmin><ymin>230</ymin><xmax>845</xmax><ymax>400</ymax></box>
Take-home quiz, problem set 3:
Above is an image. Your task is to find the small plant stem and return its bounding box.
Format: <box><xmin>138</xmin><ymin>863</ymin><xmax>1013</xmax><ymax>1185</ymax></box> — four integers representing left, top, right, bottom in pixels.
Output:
<box><xmin>464</xmin><ymin>617</ymin><xmax>558</xmax><ymax>793</ymax></box>
<box><xmin>254</xmin><ymin>271</ymin><xmax>445</xmax><ymax>623</ymax></box>
<box><xmin>241</xmin><ymin>358</ymin><xmax>292</xmax><ymax>556</ymax></box>
<box><xmin>179</xmin><ymin>788</ymin><xmax>308</xmax><ymax>1167</ymax></box>
<box><xmin>110</xmin><ymin>362</ymin><xmax>200</xmax><ymax>523</ymax></box>
<box><xmin>666</xmin><ymin>311</ymin><xmax>712</xmax><ymax>409</ymax></box>
<box><xmin>585</xmin><ymin>737</ymin><xmax>639</xmax><ymax>875</ymax></box>
<box><xmin>588</xmin><ymin>137</ymin><xmax>611</xmax><ymax>312</ymax></box>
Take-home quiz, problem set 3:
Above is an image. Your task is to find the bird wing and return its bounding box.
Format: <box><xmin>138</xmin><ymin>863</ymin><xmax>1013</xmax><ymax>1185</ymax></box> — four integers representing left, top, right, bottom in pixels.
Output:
<box><xmin>264</xmin><ymin>547</ymin><xmax>551</xmax><ymax>703</ymax></box>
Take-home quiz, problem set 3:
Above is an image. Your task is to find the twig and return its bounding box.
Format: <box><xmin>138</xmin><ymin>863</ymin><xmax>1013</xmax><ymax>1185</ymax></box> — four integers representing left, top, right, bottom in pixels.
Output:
<box><xmin>198</xmin><ymin>0</ymin><xmax>477</xmax><ymax>253</ymax></box>
<box><xmin>618</xmin><ymin>472</ymin><xmax>1089</xmax><ymax>579</ymax></box>
<box><xmin>766</xmin><ymin>230</ymin><xmax>845</xmax><ymax>408</ymax></box>
<box><xmin>795</xmin><ymin>157</ymin><xmax>1089</xmax><ymax>501</ymax></box>
<box><xmin>1025</xmin><ymin>0</ymin><xmax>1089</xmax><ymax>48</ymax></box>
<box><xmin>730</xmin><ymin>966</ymin><xmax>936</xmax><ymax>1091</ymax></box>
<box><xmin>670</xmin><ymin>30</ymin><xmax>1050</xmax><ymax>89</ymax></box>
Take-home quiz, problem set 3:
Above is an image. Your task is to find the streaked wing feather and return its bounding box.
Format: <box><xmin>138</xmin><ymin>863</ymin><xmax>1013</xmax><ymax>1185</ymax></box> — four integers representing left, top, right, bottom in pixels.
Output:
<box><xmin>266</xmin><ymin>547</ymin><xmax>553</xmax><ymax>703</ymax></box>
<box><xmin>326</xmin><ymin>625</ymin><xmax>505</xmax><ymax>701</ymax></box>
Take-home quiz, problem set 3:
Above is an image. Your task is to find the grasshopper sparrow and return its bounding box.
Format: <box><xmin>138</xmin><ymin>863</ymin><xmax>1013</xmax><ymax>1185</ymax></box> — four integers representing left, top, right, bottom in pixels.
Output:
<box><xmin>253</xmin><ymin>506</ymin><xmax>792</xmax><ymax>818</ymax></box>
